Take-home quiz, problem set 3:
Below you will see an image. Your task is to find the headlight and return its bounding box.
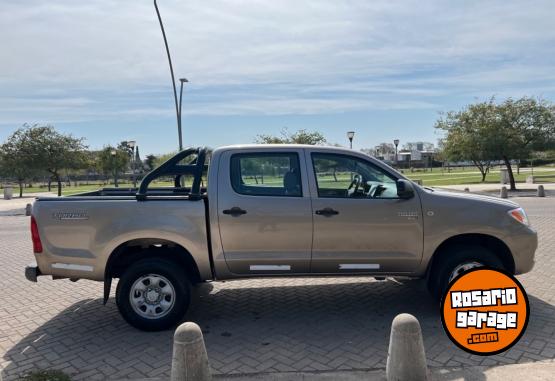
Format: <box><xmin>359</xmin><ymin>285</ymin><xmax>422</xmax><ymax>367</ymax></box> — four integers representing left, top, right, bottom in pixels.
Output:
<box><xmin>508</xmin><ymin>207</ymin><xmax>529</xmax><ymax>226</ymax></box>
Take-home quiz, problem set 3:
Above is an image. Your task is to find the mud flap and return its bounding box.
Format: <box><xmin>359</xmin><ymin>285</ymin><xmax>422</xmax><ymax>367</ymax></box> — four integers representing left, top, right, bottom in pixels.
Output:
<box><xmin>103</xmin><ymin>277</ymin><xmax>112</xmax><ymax>305</ymax></box>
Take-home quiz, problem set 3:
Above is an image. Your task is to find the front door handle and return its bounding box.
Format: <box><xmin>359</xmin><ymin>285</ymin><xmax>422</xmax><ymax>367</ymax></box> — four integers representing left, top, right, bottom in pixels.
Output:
<box><xmin>315</xmin><ymin>207</ymin><xmax>339</xmax><ymax>216</ymax></box>
<box><xmin>223</xmin><ymin>207</ymin><xmax>247</xmax><ymax>216</ymax></box>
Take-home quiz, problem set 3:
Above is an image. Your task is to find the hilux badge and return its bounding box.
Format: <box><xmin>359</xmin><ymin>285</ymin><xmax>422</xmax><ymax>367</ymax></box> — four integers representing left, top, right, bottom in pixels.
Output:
<box><xmin>52</xmin><ymin>211</ymin><xmax>89</xmax><ymax>220</ymax></box>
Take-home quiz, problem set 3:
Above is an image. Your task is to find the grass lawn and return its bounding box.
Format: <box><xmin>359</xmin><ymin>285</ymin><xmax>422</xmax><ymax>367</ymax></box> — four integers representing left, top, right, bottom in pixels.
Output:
<box><xmin>21</xmin><ymin>183</ymin><xmax>136</xmax><ymax>196</ymax></box>
<box><xmin>21</xmin><ymin>181</ymin><xmax>175</xmax><ymax>196</ymax></box>
<box><xmin>405</xmin><ymin>167</ymin><xmax>555</xmax><ymax>186</ymax></box>
<box><xmin>13</xmin><ymin>167</ymin><xmax>555</xmax><ymax>196</ymax></box>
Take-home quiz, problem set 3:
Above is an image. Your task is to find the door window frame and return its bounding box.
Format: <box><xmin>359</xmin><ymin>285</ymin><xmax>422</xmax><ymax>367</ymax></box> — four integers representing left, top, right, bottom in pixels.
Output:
<box><xmin>229</xmin><ymin>152</ymin><xmax>304</xmax><ymax>197</ymax></box>
<box><xmin>310</xmin><ymin>152</ymin><xmax>401</xmax><ymax>199</ymax></box>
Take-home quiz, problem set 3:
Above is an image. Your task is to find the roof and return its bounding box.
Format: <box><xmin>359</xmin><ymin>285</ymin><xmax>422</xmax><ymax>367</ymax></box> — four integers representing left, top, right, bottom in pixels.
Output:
<box><xmin>213</xmin><ymin>144</ymin><xmax>353</xmax><ymax>153</ymax></box>
<box><xmin>216</xmin><ymin>143</ymin><xmax>339</xmax><ymax>149</ymax></box>
<box><xmin>209</xmin><ymin>144</ymin><xmax>408</xmax><ymax>180</ymax></box>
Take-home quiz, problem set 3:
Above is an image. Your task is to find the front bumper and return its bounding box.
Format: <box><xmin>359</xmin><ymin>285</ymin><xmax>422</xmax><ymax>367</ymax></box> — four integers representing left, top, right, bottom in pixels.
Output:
<box><xmin>25</xmin><ymin>262</ymin><xmax>42</xmax><ymax>282</ymax></box>
<box><xmin>509</xmin><ymin>226</ymin><xmax>538</xmax><ymax>275</ymax></box>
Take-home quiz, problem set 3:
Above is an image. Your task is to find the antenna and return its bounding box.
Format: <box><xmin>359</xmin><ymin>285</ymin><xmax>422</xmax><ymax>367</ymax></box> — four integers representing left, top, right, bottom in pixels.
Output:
<box><xmin>154</xmin><ymin>0</ymin><xmax>183</xmax><ymax>151</ymax></box>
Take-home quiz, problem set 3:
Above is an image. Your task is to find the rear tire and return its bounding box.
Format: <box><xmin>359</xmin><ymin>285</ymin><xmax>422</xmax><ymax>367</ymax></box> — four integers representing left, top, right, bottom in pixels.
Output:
<box><xmin>116</xmin><ymin>258</ymin><xmax>191</xmax><ymax>331</ymax></box>
<box><xmin>427</xmin><ymin>245</ymin><xmax>503</xmax><ymax>301</ymax></box>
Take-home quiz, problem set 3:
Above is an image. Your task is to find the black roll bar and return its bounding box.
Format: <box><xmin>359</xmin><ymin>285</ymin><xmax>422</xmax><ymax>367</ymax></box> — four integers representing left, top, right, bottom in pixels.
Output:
<box><xmin>136</xmin><ymin>147</ymin><xmax>207</xmax><ymax>201</ymax></box>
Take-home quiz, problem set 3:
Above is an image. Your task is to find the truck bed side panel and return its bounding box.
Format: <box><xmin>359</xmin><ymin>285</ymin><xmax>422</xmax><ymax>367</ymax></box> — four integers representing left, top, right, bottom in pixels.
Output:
<box><xmin>32</xmin><ymin>198</ymin><xmax>211</xmax><ymax>281</ymax></box>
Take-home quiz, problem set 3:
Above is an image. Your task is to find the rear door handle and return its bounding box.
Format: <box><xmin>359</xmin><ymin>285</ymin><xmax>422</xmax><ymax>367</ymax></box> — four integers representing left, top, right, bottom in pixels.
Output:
<box><xmin>315</xmin><ymin>208</ymin><xmax>339</xmax><ymax>216</ymax></box>
<box><xmin>222</xmin><ymin>207</ymin><xmax>247</xmax><ymax>216</ymax></box>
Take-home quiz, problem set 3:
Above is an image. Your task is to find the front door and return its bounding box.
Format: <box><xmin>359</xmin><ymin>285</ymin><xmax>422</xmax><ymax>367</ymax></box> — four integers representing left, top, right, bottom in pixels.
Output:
<box><xmin>309</xmin><ymin>151</ymin><xmax>423</xmax><ymax>274</ymax></box>
<box><xmin>217</xmin><ymin>149</ymin><xmax>313</xmax><ymax>274</ymax></box>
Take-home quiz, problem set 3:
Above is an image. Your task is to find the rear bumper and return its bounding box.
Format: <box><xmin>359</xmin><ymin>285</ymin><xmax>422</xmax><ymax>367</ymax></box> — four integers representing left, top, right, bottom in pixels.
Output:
<box><xmin>25</xmin><ymin>262</ymin><xmax>42</xmax><ymax>282</ymax></box>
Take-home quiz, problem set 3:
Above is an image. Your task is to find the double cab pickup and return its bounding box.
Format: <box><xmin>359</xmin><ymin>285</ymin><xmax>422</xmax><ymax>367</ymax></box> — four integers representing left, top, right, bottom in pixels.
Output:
<box><xmin>26</xmin><ymin>145</ymin><xmax>537</xmax><ymax>330</ymax></box>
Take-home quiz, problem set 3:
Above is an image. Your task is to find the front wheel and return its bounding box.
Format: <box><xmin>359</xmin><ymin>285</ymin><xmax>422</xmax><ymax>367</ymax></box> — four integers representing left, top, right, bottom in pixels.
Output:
<box><xmin>428</xmin><ymin>245</ymin><xmax>503</xmax><ymax>301</ymax></box>
<box><xmin>116</xmin><ymin>259</ymin><xmax>191</xmax><ymax>331</ymax></box>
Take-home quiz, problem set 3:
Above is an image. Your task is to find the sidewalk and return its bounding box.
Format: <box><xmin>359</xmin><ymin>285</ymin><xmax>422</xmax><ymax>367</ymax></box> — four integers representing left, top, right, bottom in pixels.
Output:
<box><xmin>117</xmin><ymin>360</ymin><xmax>555</xmax><ymax>381</ymax></box>
<box><xmin>434</xmin><ymin>182</ymin><xmax>555</xmax><ymax>197</ymax></box>
<box><xmin>0</xmin><ymin>193</ymin><xmax>55</xmax><ymax>216</ymax></box>
<box><xmin>216</xmin><ymin>360</ymin><xmax>555</xmax><ymax>380</ymax></box>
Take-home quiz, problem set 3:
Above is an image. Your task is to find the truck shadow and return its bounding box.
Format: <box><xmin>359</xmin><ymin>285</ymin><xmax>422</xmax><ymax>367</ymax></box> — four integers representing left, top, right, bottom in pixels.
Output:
<box><xmin>2</xmin><ymin>278</ymin><xmax>554</xmax><ymax>380</ymax></box>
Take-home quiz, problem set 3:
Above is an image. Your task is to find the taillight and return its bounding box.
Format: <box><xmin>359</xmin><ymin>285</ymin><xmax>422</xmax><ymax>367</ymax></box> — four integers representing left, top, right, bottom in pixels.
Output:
<box><xmin>30</xmin><ymin>216</ymin><xmax>43</xmax><ymax>253</ymax></box>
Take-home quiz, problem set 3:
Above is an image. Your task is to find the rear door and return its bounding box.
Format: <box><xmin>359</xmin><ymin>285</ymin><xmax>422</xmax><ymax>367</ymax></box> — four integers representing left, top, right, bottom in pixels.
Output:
<box><xmin>217</xmin><ymin>148</ymin><xmax>313</xmax><ymax>275</ymax></box>
<box><xmin>308</xmin><ymin>151</ymin><xmax>423</xmax><ymax>274</ymax></box>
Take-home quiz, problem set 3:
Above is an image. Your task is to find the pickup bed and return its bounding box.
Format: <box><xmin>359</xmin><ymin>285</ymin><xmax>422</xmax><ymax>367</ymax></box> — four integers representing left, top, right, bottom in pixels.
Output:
<box><xmin>26</xmin><ymin>145</ymin><xmax>537</xmax><ymax>330</ymax></box>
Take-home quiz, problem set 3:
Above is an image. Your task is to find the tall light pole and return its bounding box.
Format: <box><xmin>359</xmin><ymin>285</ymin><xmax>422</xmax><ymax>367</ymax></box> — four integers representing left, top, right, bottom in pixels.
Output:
<box><xmin>110</xmin><ymin>149</ymin><xmax>118</xmax><ymax>187</ymax></box>
<box><xmin>154</xmin><ymin>0</ymin><xmax>184</xmax><ymax>151</ymax></box>
<box><xmin>347</xmin><ymin>131</ymin><xmax>355</xmax><ymax>149</ymax></box>
<box><xmin>393</xmin><ymin>139</ymin><xmax>399</xmax><ymax>167</ymax></box>
<box><xmin>179</xmin><ymin>78</ymin><xmax>189</xmax><ymax>149</ymax></box>
<box><xmin>127</xmin><ymin>140</ymin><xmax>137</xmax><ymax>187</ymax></box>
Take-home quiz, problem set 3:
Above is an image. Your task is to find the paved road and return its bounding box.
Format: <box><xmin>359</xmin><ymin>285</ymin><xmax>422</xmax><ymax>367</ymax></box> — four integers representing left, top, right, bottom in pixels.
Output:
<box><xmin>1</xmin><ymin>198</ymin><xmax>554</xmax><ymax>380</ymax></box>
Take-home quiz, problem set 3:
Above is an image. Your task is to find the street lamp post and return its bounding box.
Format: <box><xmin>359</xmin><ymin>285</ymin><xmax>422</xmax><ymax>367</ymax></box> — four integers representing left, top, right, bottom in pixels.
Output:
<box><xmin>154</xmin><ymin>0</ymin><xmax>185</xmax><ymax>151</ymax></box>
<box><xmin>127</xmin><ymin>140</ymin><xmax>137</xmax><ymax>187</ymax></box>
<box><xmin>178</xmin><ymin>78</ymin><xmax>188</xmax><ymax>150</ymax></box>
<box><xmin>347</xmin><ymin>131</ymin><xmax>355</xmax><ymax>149</ymax></box>
<box><xmin>393</xmin><ymin>139</ymin><xmax>399</xmax><ymax>167</ymax></box>
<box><xmin>110</xmin><ymin>149</ymin><xmax>118</xmax><ymax>187</ymax></box>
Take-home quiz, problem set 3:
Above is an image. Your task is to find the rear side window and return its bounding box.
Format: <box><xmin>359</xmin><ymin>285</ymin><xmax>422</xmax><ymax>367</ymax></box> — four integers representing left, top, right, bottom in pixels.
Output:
<box><xmin>230</xmin><ymin>153</ymin><xmax>302</xmax><ymax>197</ymax></box>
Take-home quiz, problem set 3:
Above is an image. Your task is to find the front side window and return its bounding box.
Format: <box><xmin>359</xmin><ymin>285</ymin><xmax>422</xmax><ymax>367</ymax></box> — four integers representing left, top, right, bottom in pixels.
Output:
<box><xmin>230</xmin><ymin>153</ymin><xmax>302</xmax><ymax>197</ymax></box>
<box><xmin>312</xmin><ymin>153</ymin><xmax>398</xmax><ymax>198</ymax></box>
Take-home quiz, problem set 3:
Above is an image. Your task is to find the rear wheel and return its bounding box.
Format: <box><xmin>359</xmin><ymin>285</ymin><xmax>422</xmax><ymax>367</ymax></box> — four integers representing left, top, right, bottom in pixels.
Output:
<box><xmin>427</xmin><ymin>245</ymin><xmax>503</xmax><ymax>301</ymax></box>
<box><xmin>116</xmin><ymin>259</ymin><xmax>191</xmax><ymax>331</ymax></box>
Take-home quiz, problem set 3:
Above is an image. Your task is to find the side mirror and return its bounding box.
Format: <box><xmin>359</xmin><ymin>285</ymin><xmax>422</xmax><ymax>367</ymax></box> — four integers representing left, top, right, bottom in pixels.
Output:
<box><xmin>396</xmin><ymin>179</ymin><xmax>415</xmax><ymax>199</ymax></box>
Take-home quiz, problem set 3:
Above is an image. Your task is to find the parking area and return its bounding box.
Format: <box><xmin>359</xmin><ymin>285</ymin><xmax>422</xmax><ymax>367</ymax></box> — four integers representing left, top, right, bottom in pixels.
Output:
<box><xmin>1</xmin><ymin>197</ymin><xmax>554</xmax><ymax>380</ymax></box>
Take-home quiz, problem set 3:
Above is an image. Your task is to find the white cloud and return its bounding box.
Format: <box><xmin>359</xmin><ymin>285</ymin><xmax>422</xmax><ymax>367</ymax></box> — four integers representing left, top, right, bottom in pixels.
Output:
<box><xmin>1</xmin><ymin>0</ymin><xmax>554</xmax><ymax>122</ymax></box>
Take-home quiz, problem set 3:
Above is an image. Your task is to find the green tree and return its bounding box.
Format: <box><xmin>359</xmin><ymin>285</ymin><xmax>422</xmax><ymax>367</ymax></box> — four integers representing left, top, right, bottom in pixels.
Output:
<box><xmin>117</xmin><ymin>141</ymin><xmax>134</xmax><ymax>157</ymax></box>
<box><xmin>255</xmin><ymin>128</ymin><xmax>327</xmax><ymax>145</ymax></box>
<box><xmin>0</xmin><ymin>128</ymin><xmax>39</xmax><ymax>197</ymax></box>
<box><xmin>436</xmin><ymin>97</ymin><xmax>555</xmax><ymax>189</ymax></box>
<box><xmin>435</xmin><ymin>100</ymin><xmax>497</xmax><ymax>182</ymax></box>
<box><xmin>154</xmin><ymin>151</ymin><xmax>178</xmax><ymax>168</ymax></box>
<box><xmin>97</xmin><ymin>146</ymin><xmax>130</xmax><ymax>187</ymax></box>
<box><xmin>134</xmin><ymin>146</ymin><xmax>143</xmax><ymax>173</ymax></box>
<box><xmin>25</xmin><ymin>125</ymin><xmax>87</xmax><ymax>196</ymax></box>
<box><xmin>377</xmin><ymin>143</ymin><xmax>395</xmax><ymax>155</ymax></box>
<box><xmin>144</xmin><ymin>154</ymin><xmax>157</xmax><ymax>171</ymax></box>
<box><xmin>493</xmin><ymin>97</ymin><xmax>555</xmax><ymax>189</ymax></box>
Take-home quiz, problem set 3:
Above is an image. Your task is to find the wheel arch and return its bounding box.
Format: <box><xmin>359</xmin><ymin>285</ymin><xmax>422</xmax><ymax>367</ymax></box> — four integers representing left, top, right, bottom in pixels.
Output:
<box><xmin>103</xmin><ymin>238</ymin><xmax>202</xmax><ymax>304</ymax></box>
<box><xmin>427</xmin><ymin>233</ymin><xmax>515</xmax><ymax>276</ymax></box>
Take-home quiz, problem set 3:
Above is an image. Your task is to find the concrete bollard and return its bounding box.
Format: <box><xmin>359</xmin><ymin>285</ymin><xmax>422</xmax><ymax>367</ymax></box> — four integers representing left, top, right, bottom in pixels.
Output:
<box><xmin>3</xmin><ymin>186</ymin><xmax>13</xmax><ymax>200</ymax></box>
<box><xmin>171</xmin><ymin>322</ymin><xmax>211</xmax><ymax>381</ymax></box>
<box><xmin>500</xmin><ymin>186</ymin><xmax>508</xmax><ymax>199</ymax></box>
<box><xmin>25</xmin><ymin>203</ymin><xmax>32</xmax><ymax>216</ymax></box>
<box><xmin>386</xmin><ymin>313</ymin><xmax>428</xmax><ymax>381</ymax></box>
<box><xmin>537</xmin><ymin>185</ymin><xmax>545</xmax><ymax>198</ymax></box>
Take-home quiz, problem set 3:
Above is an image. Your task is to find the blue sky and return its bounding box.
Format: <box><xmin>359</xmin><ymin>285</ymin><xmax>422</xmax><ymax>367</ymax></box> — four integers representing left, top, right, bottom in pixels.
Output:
<box><xmin>1</xmin><ymin>0</ymin><xmax>555</xmax><ymax>155</ymax></box>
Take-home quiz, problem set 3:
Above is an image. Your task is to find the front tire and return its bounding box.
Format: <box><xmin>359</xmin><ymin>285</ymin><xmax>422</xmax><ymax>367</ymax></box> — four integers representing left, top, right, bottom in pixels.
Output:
<box><xmin>427</xmin><ymin>245</ymin><xmax>503</xmax><ymax>301</ymax></box>
<box><xmin>116</xmin><ymin>259</ymin><xmax>191</xmax><ymax>331</ymax></box>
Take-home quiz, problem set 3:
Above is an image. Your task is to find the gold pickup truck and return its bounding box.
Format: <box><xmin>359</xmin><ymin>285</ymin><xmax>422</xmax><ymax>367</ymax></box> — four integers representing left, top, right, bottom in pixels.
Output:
<box><xmin>25</xmin><ymin>145</ymin><xmax>537</xmax><ymax>331</ymax></box>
